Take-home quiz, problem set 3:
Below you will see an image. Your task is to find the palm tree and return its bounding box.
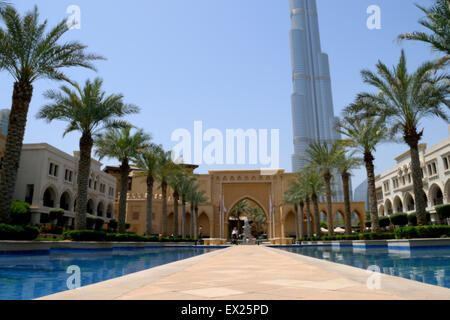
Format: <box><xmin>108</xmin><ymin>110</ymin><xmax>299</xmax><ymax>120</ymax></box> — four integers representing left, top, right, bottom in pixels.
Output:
<box><xmin>247</xmin><ymin>207</ymin><xmax>266</xmax><ymax>236</ymax></box>
<box><xmin>132</xmin><ymin>144</ymin><xmax>164</xmax><ymax>235</ymax></box>
<box><xmin>355</xmin><ymin>50</ymin><xmax>449</xmax><ymax>225</ymax></box>
<box><xmin>167</xmin><ymin>168</ymin><xmax>195</xmax><ymax>238</ymax></box>
<box><xmin>37</xmin><ymin>78</ymin><xmax>138</xmax><ymax>229</ymax></box>
<box><xmin>284</xmin><ymin>180</ymin><xmax>307</xmax><ymax>239</ymax></box>
<box><xmin>301</xmin><ymin>167</ymin><xmax>325</xmax><ymax>236</ymax></box>
<box><xmin>0</xmin><ymin>1</ymin><xmax>10</xmax><ymax>10</ymax></box>
<box><xmin>177</xmin><ymin>173</ymin><xmax>196</xmax><ymax>238</ymax></box>
<box><xmin>0</xmin><ymin>6</ymin><xmax>103</xmax><ymax>222</ymax></box>
<box><xmin>335</xmin><ymin>149</ymin><xmax>363</xmax><ymax>235</ymax></box>
<box><xmin>190</xmin><ymin>188</ymin><xmax>208</xmax><ymax>238</ymax></box>
<box><xmin>398</xmin><ymin>0</ymin><xmax>450</xmax><ymax>63</ymax></box>
<box><xmin>95</xmin><ymin>126</ymin><xmax>150</xmax><ymax>233</ymax></box>
<box><xmin>305</xmin><ymin>141</ymin><xmax>344</xmax><ymax>235</ymax></box>
<box><xmin>167</xmin><ymin>167</ymin><xmax>182</xmax><ymax>237</ymax></box>
<box><xmin>338</xmin><ymin>114</ymin><xmax>390</xmax><ymax>232</ymax></box>
<box><xmin>156</xmin><ymin>150</ymin><xmax>178</xmax><ymax>236</ymax></box>
<box><xmin>229</xmin><ymin>200</ymin><xmax>251</xmax><ymax>232</ymax></box>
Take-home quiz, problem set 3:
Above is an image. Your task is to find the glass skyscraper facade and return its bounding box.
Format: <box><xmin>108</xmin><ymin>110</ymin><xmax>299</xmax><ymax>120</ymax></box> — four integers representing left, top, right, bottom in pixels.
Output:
<box><xmin>289</xmin><ymin>0</ymin><xmax>344</xmax><ymax>201</ymax></box>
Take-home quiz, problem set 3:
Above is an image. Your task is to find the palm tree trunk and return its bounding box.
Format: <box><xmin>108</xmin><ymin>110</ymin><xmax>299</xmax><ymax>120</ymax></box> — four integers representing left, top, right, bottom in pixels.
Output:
<box><xmin>74</xmin><ymin>132</ymin><xmax>93</xmax><ymax>230</ymax></box>
<box><xmin>312</xmin><ymin>193</ymin><xmax>321</xmax><ymax>236</ymax></box>
<box><xmin>294</xmin><ymin>204</ymin><xmax>299</xmax><ymax>239</ymax></box>
<box><xmin>0</xmin><ymin>81</ymin><xmax>33</xmax><ymax>223</ymax></box>
<box><xmin>195</xmin><ymin>205</ymin><xmax>199</xmax><ymax>238</ymax></box>
<box><xmin>173</xmin><ymin>191</ymin><xmax>179</xmax><ymax>237</ymax></box>
<box><xmin>305</xmin><ymin>197</ymin><xmax>312</xmax><ymax>237</ymax></box>
<box><xmin>299</xmin><ymin>202</ymin><xmax>305</xmax><ymax>239</ymax></box>
<box><xmin>181</xmin><ymin>198</ymin><xmax>187</xmax><ymax>238</ymax></box>
<box><xmin>324</xmin><ymin>171</ymin><xmax>333</xmax><ymax>236</ymax></box>
<box><xmin>405</xmin><ymin>133</ymin><xmax>427</xmax><ymax>225</ymax></box>
<box><xmin>145</xmin><ymin>175</ymin><xmax>154</xmax><ymax>235</ymax></box>
<box><xmin>342</xmin><ymin>172</ymin><xmax>352</xmax><ymax>235</ymax></box>
<box><xmin>118</xmin><ymin>159</ymin><xmax>130</xmax><ymax>234</ymax></box>
<box><xmin>161</xmin><ymin>181</ymin><xmax>168</xmax><ymax>235</ymax></box>
<box><xmin>365</xmin><ymin>151</ymin><xmax>380</xmax><ymax>232</ymax></box>
<box><xmin>190</xmin><ymin>202</ymin><xmax>195</xmax><ymax>238</ymax></box>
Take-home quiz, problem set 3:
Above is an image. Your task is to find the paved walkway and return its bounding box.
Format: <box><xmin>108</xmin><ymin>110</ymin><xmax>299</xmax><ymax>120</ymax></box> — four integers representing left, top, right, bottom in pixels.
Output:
<box><xmin>40</xmin><ymin>246</ymin><xmax>450</xmax><ymax>300</ymax></box>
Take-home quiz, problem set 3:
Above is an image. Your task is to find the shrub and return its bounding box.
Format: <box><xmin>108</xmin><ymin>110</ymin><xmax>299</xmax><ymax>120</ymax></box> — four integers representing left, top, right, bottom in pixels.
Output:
<box><xmin>407</xmin><ymin>212</ymin><xmax>431</xmax><ymax>226</ymax></box>
<box><xmin>63</xmin><ymin>230</ymin><xmax>107</xmax><ymax>241</ymax></box>
<box><xmin>0</xmin><ymin>224</ymin><xmax>39</xmax><ymax>240</ymax></box>
<box><xmin>94</xmin><ymin>217</ymin><xmax>105</xmax><ymax>231</ymax></box>
<box><xmin>320</xmin><ymin>222</ymin><xmax>328</xmax><ymax>229</ymax></box>
<box><xmin>86</xmin><ymin>214</ymin><xmax>96</xmax><ymax>230</ymax></box>
<box><xmin>378</xmin><ymin>216</ymin><xmax>391</xmax><ymax>228</ymax></box>
<box><xmin>108</xmin><ymin>219</ymin><xmax>118</xmax><ymax>232</ymax></box>
<box><xmin>435</xmin><ymin>204</ymin><xmax>450</xmax><ymax>220</ymax></box>
<box><xmin>21</xmin><ymin>226</ymin><xmax>40</xmax><ymax>240</ymax></box>
<box><xmin>10</xmin><ymin>201</ymin><xmax>31</xmax><ymax>226</ymax></box>
<box><xmin>395</xmin><ymin>225</ymin><xmax>450</xmax><ymax>239</ymax></box>
<box><xmin>389</xmin><ymin>213</ymin><xmax>408</xmax><ymax>226</ymax></box>
<box><xmin>365</xmin><ymin>220</ymin><xmax>371</xmax><ymax>228</ymax></box>
<box><xmin>49</xmin><ymin>208</ymin><xmax>65</xmax><ymax>227</ymax></box>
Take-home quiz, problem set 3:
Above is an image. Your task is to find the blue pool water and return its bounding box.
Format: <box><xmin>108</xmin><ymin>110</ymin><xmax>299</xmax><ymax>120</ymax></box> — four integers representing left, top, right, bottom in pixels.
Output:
<box><xmin>0</xmin><ymin>247</ymin><xmax>219</xmax><ymax>300</ymax></box>
<box><xmin>278</xmin><ymin>246</ymin><xmax>450</xmax><ymax>289</ymax></box>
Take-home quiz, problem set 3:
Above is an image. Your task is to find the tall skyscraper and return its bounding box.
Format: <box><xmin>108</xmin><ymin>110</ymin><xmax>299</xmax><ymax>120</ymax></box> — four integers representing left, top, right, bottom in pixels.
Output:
<box><xmin>289</xmin><ymin>0</ymin><xmax>340</xmax><ymax>169</ymax></box>
<box><xmin>289</xmin><ymin>0</ymin><xmax>343</xmax><ymax>200</ymax></box>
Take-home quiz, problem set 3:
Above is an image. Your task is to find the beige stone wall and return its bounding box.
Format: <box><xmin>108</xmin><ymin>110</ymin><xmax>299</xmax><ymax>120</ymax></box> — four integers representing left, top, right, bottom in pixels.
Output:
<box><xmin>124</xmin><ymin>169</ymin><xmax>366</xmax><ymax>238</ymax></box>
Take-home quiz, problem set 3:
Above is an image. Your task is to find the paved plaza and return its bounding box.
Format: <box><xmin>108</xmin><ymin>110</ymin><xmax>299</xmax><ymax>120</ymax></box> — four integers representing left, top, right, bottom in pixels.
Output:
<box><xmin>40</xmin><ymin>246</ymin><xmax>450</xmax><ymax>300</ymax></box>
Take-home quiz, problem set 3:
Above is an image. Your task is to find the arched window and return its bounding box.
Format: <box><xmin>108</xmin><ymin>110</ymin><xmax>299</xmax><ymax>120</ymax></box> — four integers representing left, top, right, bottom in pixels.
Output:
<box><xmin>43</xmin><ymin>187</ymin><xmax>56</xmax><ymax>208</ymax></box>
<box><xmin>60</xmin><ymin>192</ymin><xmax>71</xmax><ymax>211</ymax></box>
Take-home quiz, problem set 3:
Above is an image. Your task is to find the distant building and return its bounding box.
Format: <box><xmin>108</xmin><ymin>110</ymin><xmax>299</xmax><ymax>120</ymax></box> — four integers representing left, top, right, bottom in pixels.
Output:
<box><xmin>354</xmin><ymin>179</ymin><xmax>369</xmax><ymax>211</ymax></box>
<box><xmin>375</xmin><ymin>126</ymin><xmax>450</xmax><ymax>221</ymax></box>
<box><xmin>14</xmin><ymin>143</ymin><xmax>116</xmax><ymax>226</ymax></box>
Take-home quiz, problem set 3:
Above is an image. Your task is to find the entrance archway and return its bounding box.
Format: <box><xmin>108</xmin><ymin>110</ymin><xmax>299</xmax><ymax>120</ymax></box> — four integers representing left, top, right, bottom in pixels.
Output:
<box><xmin>226</xmin><ymin>198</ymin><xmax>268</xmax><ymax>239</ymax></box>
<box><xmin>198</xmin><ymin>212</ymin><xmax>210</xmax><ymax>238</ymax></box>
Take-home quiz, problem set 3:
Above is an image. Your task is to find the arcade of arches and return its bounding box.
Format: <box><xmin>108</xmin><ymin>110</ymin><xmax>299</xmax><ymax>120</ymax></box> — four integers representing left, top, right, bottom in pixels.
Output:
<box><xmin>124</xmin><ymin>169</ymin><xmax>365</xmax><ymax>238</ymax></box>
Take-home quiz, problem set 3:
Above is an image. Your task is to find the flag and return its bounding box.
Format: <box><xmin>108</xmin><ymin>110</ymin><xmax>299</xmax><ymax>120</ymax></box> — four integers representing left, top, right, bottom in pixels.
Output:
<box><xmin>222</xmin><ymin>194</ymin><xmax>227</xmax><ymax>213</ymax></box>
<box><xmin>269</xmin><ymin>195</ymin><xmax>273</xmax><ymax>214</ymax></box>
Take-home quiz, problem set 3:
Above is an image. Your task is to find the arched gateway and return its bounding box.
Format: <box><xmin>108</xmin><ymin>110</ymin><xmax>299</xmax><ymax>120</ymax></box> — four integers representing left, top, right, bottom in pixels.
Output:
<box><xmin>123</xmin><ymin>169</ymin><xmax>366</xmax><ymax>240</ymax></box>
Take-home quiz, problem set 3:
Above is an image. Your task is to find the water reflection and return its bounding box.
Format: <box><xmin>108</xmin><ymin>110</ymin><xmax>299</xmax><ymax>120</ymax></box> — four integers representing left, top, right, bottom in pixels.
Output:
<box><xmin>282</xmin><ymin>247</ymin><xmax>450</xmax><ymax>289</ymax></box>
<box><xmin>0</xmin><ymin>247</ymin><xmax>217</xmax><ymax>300</ymax></box>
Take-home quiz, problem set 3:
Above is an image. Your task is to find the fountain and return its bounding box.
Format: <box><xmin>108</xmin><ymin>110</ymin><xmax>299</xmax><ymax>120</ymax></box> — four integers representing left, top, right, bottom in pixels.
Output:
<box><xmin>242</xmin><ymin>217</ymin><xmax>254</xmax><ymax>245</ymax></box>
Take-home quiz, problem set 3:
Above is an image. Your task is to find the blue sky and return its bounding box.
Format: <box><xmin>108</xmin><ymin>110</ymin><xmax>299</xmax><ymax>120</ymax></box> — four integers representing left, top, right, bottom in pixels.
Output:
<box><xmin>1</xmin><ymin>0</ymin><xmax>448</xmax><ymax>192</ymax></box>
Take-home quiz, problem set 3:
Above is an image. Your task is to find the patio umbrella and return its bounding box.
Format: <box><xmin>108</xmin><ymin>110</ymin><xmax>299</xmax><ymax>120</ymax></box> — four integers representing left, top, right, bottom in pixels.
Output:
<box><xmin>334</xmin><ymin>227</ymin><xmax>345</xmax><ymax>234</ymax></box>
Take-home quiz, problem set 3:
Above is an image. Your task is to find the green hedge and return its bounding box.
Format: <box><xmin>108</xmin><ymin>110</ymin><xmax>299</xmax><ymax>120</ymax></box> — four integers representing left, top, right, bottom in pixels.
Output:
<box><xmin>395</xmin><ymin>225</ymin><xmax>450</xmax><ymax>239</ymax></box>
<box><xmin>10</xmin><ymin>201</ymin><xmax>31</xmax><ymax>226</ymax></box>
<box><xmin>389</xmin><ymin>213</ymin><xmax>408</xmax><ymax>226</ymax></box>
<box><xmin>63</xmin><ymin>230</ymin><xmax>107</xmax><ymax>241</ymax></box>
<box><xmin>0</xmin><ymin>224</ymin><xmax>40</xmax><ymax>240</ymax></box>
<box><xmin>62</xmin><ymin>230</ymin><xmax>198</xmax><ymax>242</ymax></box>
<box><xmin>435</xmin><ymin>204</ymin><xmax>450</xmax><ymax>220</ymax></box>
<box><xmin>358</xmin><ymin>232</ymin><xmax>395</xmax><ymax>240</ymax></box>
<box><xmin>300</xmin><ymin>232</ymin><xmax>396</xmax><ymax>242</ymax></box>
